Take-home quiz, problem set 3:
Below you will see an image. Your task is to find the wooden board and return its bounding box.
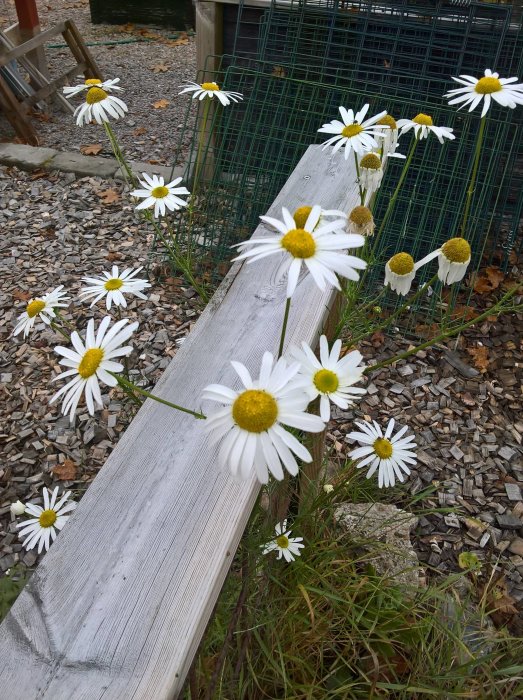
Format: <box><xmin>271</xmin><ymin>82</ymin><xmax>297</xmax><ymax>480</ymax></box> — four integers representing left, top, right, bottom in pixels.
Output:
<box><xmin>0</xmin><ymin>145</ymin><xmax>360</xmax><ymax>699</ymax></box>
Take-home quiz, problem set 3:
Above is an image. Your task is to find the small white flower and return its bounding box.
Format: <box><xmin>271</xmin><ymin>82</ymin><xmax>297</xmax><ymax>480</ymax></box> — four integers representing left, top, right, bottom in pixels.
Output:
<box><xmin>13</xmin><ymin>285</ymin><xmax>69</xmax><ymax>338</ymax></box>
<box><xmin>10</xmin><ymin>500</ymin><xmax>25</xmax><ymax>516</ymax></box>
<box><xmin>16</xmin><ymin>487</ymin><xmax>77</xmax><ymax>553</ymax></box>
<box><xmin>178</xmin><ymin>81</ymin><xmax>244</xmax><ymax>106</ymax></box>
<box><xmin>417</xmin><ymin>238</ymin><xmax>472</xmax><ymax>285</ymax></box>
<box><xmin>261</xmin><ymin>520</ymin><xmax>304</xmax><ymax>562</ymax></box>
<box><xmin>374</xmin><ymin>114</ymin><xmax>405</xmax><ymax>161</ymax></box>
<box><xmin>80</xmin><ymin>265</ymin><xmax>151</xmax><ymax>310</ymax></box>
<box><xmin>130</xmin><ymin>173</ymin><xmax>190</xmax><ymax>218</ymax></box>
<box><xmin>290</xmin><ymin>335</ymin><xmax>366</xmax><ymax>422</ymax></box>
<box><xmin>358</xmin><ymin>152</ymin><xmax>384</xmax><ymax>200</ymax></box>
<box><xmin>384</xmin><ymin>252</ymin><xmax>429</xmax><ymax>296</ymax></box>
<box><xmin>318</xmin><ymin>104</ymin><xmax>389</xmax><ymax>160</ymax></box>
<box><xmin>202</xmin><ymin>351</ymin><xmax>324</xmax><ymax>484</ymax></box>
<box><xmin>348</xmin><ymin>206</ymin><xmax>375</xmax><ymax>236</ymax></box>
<box><xmin>396</xmin><ymin>113</ymin><xmax>455</xmax><ymax>144</ymax></box>
<box><xmin>63</xmin><ymin>77</ymin><xmax>122</xmax><ymax>99</ymax></box>
<box><xmin>73</xmin><ymin>82</ymin><xmax>128</xmax><ymax>126</ymax></box>
<box><xmin>50</xmin><ymin>316</ymin><xmax>138</xmax><ymax>422</ymax></box>
<box><xmin>233</xmin><ymin>205</ymin><xmax>366</xmax><ymax>298</ymax></box>
<box><xmin>348</xmin><ymin>418</ymin><xmax>417</xmax><ymax>488</ymax></box>
<box><xmin>323</xmin><ymin>484</ymin><xmax>334</xmax><ymax>494</ymax></box>
<box><xmin>445</xmin><ymin>69</ymin><xmax>523</xmax><ymax>118</ymax></box>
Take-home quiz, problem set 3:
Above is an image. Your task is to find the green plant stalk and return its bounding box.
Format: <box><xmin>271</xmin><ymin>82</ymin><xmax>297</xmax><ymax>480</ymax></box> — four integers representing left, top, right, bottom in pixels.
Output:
<box><xmin>50</xmin><ymin>321</ymin><xmax>71</xmax><ymax>342</ymax></box>
<box><xmin>278</xmin><ymin>298</ymin><xmax>292</xmax><ymax>358</ymax></box>
<box><xmin>354</xmin><ymin>152</ymin><xmax>364</xmax><ymax>206</ymax></box>
<box><xmin>104</xmin><ymin>122</ymin><xmax>136</xmax><ymax>187</ymax></box>
<box><xmin>459</xmin><ymin>115</ymin><xmax>487</xmax><ymax>238</ymax></box>
<box><xmin>110</xmin><ymin>372</ymin><xmax>206</xmax><ymax>419</ymax></box>
<box><xmin>365</xmin><ymin>285</ymin><xmax>521</xmax><ymax>374</ymax></box>
<box><xmin>192</xmin><ymin>98</ymin><xmax>212</xmax><ymax>198</ymax></box>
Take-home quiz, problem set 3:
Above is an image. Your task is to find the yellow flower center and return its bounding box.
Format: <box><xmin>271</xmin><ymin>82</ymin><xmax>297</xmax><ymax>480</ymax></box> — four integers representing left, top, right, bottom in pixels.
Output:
<box><xmin>39</xmin><ymin>509</ymin><xmax>57</xmax><ymax>528</ymax></box>
<box><xmin>78</xmin><ymin>348</ymin><xmax>104</xmax><ymax>379</ymax></box>
<box><xmin>232</xmin><ymin>389</ymin><xmax>278</xmax><ymax>433</ymax></box>
<box><xmin>86</xmin><ymin>87</ymin><xmax>108</xmax><ymax>104</ymax></box>
<box><xmin>388</xmin><ymin>252</ymin><xmax>414</xmax><ymax>275</ymax></box>
<box><xmin>151</xmin><ymin>185</ymin><xmax>169</xmax><ymax>199</ymax></box>
<box><xmin>412</xmin><ymin>113</ymin><xmax>433</xmax><ymax>126</ymax></box>
<box><xmin>276</xmin><ymin>535</ymin><xmax>289</xmax><ymax>548</ymax></box>
<box><xmin>104</xmin><ymin>278</ymin><xmax>123</xmax><ymax>291</ymax></box>
<box><xmin>26</xmin><ymin>299</ymin><xmax>46</xmax><ymax>318</ymax></box>
<box><xmin>201</xmin><ymin>82</ymin><xmax>220</xmax><ymax>91</ymax></box>
<box><xmin>342</xmin><ymin>123</ymin><xmax>364</xmax><ymax>138</ymax></box>
<box><xmin>349</xmin><ymin>205</ymin><xmax>373</xmax><ymax>226</ymax></box>
<box><xmin>85</xmin><ymin>78</ymin><xmax>102</xmax><ymax>86</ymax></box>
<box><xmin>293</xmin><ymin>206</ymin><xmax>313</xmax><ymax>229</ymax></box>
<box><xmin>313</xmin><ymin>369</ymin><xmax>339</xmax><ymax>394</ymax></box>
<box><xmin>475</xmin><ymin>76</ymin><xmax>502</xmax><ymax>94</ymax></box>
<box><xmin>441</xmin><ymin>238</ymin><xmax>471</xmax><ymax>263</ymax></box>
<box><xmin>373</xmin><ymin>438</ymin><xmax>393</xmax><ymax>459</ymax></box>
<box><xmin>281</xmin><ymin>228</ymin><xmax>316</xmax><ymax>258</ymax></box>
<box><xmin>360</xmin><ymin>153</ymin><xmax>381</xmax><ymax>170</ymax></box>
<box><xmin>377</xmin><ymin>114</ymin><xmax>397</xmax><ymax>129</ymax></box>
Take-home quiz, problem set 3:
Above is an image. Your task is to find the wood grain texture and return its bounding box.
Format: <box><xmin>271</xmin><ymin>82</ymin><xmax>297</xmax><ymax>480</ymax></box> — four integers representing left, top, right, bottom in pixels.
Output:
<box><xmin>0</xmin><ymin>145</ymin><xmax>360</xmax><ymax>699</ymax></box>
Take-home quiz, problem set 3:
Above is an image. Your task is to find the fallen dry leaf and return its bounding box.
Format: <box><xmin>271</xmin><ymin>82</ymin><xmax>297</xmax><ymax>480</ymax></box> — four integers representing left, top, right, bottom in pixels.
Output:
<box><xmin>150</xmin><ymin>63</ymin><xmax>170</xmax><ymax>73</ymax></box>
<box><xmin>132</xmin><ymin>126</ymin><xmax>147</xmax><ymax>137</ymax></box>
<box><xmin>450</xmin><ymin>305</ymin><xmax>476</xmax><ymax>322</ymax></box>
<box><xmin>52</xmin><ymin>459</ymin><xmax>77</xmax><ymax>481</ymax></box>
<box><xmin>106</xmin><ymin>251</ymin><xmax>122</xmax><ymax>262</ymax></box>
<box><xmin>164</xmin><ymin>34</ymin><xmax>189</xmax><ymax>47</ymax></box>
<box><xmin>13</xmin><ymin>290</ymin><xmax>31</xmax><ymax>302</ymax></box>
<box><xmin>466</xmin><ymin>345</ymin><xmax>490</xmax><ymax>373</ymax></box>
<box><xmin>99</xmin><ymin>188</ymin><xmax>121</xmax><ymax>205</ymax></box>
<box><xmin>370</xmin><ymin>330</ymin><xmax>385</xmax><ymax>348</ymax></box>
<box><xmin>474</xmin><ymin>266</ymin><xmax>505</xmax><ymax>294</ymax></box>
<box><xmin>152</xmin><ymin>99</ymin><xmax>170</xmax><ymax>109</ymax></box>
<box><xmin>80</xmin><ymin>143</ymin><xmax>103</xmax><ymax>156</ymax></box>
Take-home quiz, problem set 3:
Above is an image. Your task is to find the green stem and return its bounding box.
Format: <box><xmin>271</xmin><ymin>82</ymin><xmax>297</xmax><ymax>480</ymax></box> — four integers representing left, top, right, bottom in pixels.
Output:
<box><xmin>111</xmin><ymin>372</ymin><xmax>206</xmax><ymax>419</ymax></box>
<box><xmin>192</xmin><ymin>98</ymin><xmax>211</xmax><ymax>197</ymax></box>
<box><xmin>459</xmin><ymin>116</ymin><xmax>487</xmax><ymax>238</ymax></box>
<box><xmin>278</xmin><ymin>298</ymin><xmax>292</xmax><ymax>359</ymax></box>
<box><xmin>354</xmin><ymin>152</ymin><xmax>364</xmax><ymax>206</ymax></box>
<box><xmin>104</xmin><ymin>122</ymin><xmax>135</xmax><ymax>187</ymax></box>
<box><xmin>50</xmin><ymin>321</ymin><xmax>71</xmax><ymax>342</ymax></box>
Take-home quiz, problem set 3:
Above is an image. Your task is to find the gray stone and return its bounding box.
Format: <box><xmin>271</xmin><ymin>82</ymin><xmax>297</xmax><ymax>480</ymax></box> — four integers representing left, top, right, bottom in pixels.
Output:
<box><xmin>113</xmin><ymin>161</ymin><xmax>184</xmax><ymax>183</ymax></box>
<box><xmin>49</xmin><ymin>152</ymin><xmax>117</xmax><ymax>178</ymax></box>
<box><xmin>505</xmin><ymin>483</ymin><xmax>522</xmax><ymax>501</ymax></box>
<box><xmin>0</xmin><ymin>143</ymin><xmax>56</xmax><ymax>171</ymax></box>
<box><xmin>499</xmin><ymin>446</ymin><xmax>517</xmax><ymax>461</ymax></box>
<box><xmin>334</xmin><ymin>502</ymin><xmax>423</xmax><ymax>588</ymax></box>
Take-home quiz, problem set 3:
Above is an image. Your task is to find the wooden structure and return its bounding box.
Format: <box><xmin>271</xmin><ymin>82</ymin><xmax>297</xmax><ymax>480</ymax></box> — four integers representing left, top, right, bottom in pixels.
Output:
<box><xmin>0</xmin><ymin>145</ymin><xmax>359</xmax><ymax>699</ymax></box>
<box><xmin>0</xmin><ymin>20</ymin><xmax>102</xmax><ymax>144</ymax></box>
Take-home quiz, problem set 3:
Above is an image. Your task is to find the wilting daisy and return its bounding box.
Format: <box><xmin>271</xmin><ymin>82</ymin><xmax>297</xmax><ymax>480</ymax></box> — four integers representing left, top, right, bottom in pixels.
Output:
<box><xmin>10</xmin><ymin>500</ymin><xmax>25</xmax><ymax>516</ymax></box>
<box><xmin>202</xmin><ymin>351</ymin><xmax>324</xmax><ymax>484</ymax></box>
<box><xmin>63</xmin><ymin>77</ymin><xmax>122</xmax><ymax>99</ymax></box>
<box><xmin>130</xmin><ymin>173</ymin><xmax>190</xmax><ymax>218</ymax></box>
<box><xmin>290</xmin><ymin>335</ymin><xmax>366</xmax><ymax>422</ymax></box>
<box><xmin>50</xmin><ymin>316</ymin><xmax>138</xmax><ymax>422</ymax></box>
<box><xmin>13</xmin><ymin>285</ymin><xmax>69</xmax><ymax>338</ymax></box>
<box><xmin>292</xmin><ymin>205</ymin><xmax>347</xmax><ymax>230</ymax></box>
<box><xmin>445</xmin><ymin>69</ymin><xmax>523</xmax><ymax>118</ymax></box>
<box><xmin>323</xmin><ymin>484</ymin><xmax>334</xmax><ymax>494</ymax></box>
<box><xmin>348</xmin><ymin>418</ymin><xmax>417</xmax><ymax>488</ymax></box>
<box><xmin>348</xmin><ymin>205</ymin><xmax>375</xmax><ymax>236</ymax></box>
<box><xmin>80</xmin><ymin>265</ymin><xmax>151</xmax><ymax>310</ymax></box>
<box><xmin>397</xmin><ymin>114</ymin><xmax>455</xmax><ymax>144</ymax></box>
<box><xmin>384</xmin><ymin>252</ymin><xmax>427</xmax><ymax>296</ymax></box>
<box><xmin>233</xmin><ymin>205</ymin><xmax>366</xmax><ymax>298</ymax></box>
<box><xmin>178</xmin><ymin>81</ymin><xmax>243</xmax><ymax>106</ymax></box>
<box><xmin>261</xmin><ymin>520</ymin><xmax>304</xmax><ymax>563</ymax></box>
<box><xmin>374</xmin><ymin>114</ymin><xmax>404</xmax><ymax>160</ymax></box>
<box><xmin>417</xmin><ymin>237</ymin><xmax>472</xmax><ymax>285</ymax></box>
<box><xmin>16</xmin><ymin>487</ymin><xmax>77</xmax><ymax>553</ymax></box>
<box><xmin>359</xmin><ymin>152</ymin><xmax>384</xmax><ymax>199</ymax></box>
<box><xmin>318</xmin><ymin>104</ymin><xmax>389</xmax><ymax>159</ymax></box>
<box><xmin>73</xmin><ymin>83</ymin><xmax>128</xmax><ymax>126</ymax></box>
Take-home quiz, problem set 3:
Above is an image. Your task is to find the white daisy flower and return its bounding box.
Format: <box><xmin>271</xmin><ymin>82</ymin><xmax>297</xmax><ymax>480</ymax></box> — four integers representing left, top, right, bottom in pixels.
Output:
<box><xmin>50</xmin><ymin>316</ymin><xmax>138</xmax><ymax>422</ymax></box>
<box><xmin>202</xmin><ymin>351</ymin><xmax>325</xmax><ymax>484</ymax></box>
<box><xmin>358</xmin><ymin>152</ymin><xmax>384</xmax><ymax>199</ymax></box>
<box><xmin>233</xmin><ymin>205</ymin><xmax>366</xmax><ymax>298</ymax></box>
<box><xmin>348</xmin><ymin>205</ymin><xmax>375</xmax><ymax>236</ymax></box>
<box><xmin>10</xmin><ymin>500</ymin><xmax>25</xmax><ymax>516</ymax></box>
<box><xmin>73</xmin><ymin>83</ymin><xmax>128</xmax><ymax>126</ymax></box>
<box><xmin>261</xmin><ymin>520</ymin><xmax>304</xmax><ymax>562</ymax></box>
<box><xmin>130</xmin><ymin>173</ymin><xmax>190</xmax><ymax>218</ymax></box>
<box><xmin>178</xmin><ymin>81</ymin><xmax>244</xmax><ymax>106</ymax></box>
<box><xmin>290</xmin><ymin>335</ymin><xmax>366</xmax><ymax>422</ymax></box>
<box><xmin>348</xmin><ymin>418</ymin><xmax>417</xmax><ymax>488</ymax></box>
<box><xmin>416</xmin><ymin>238</ymin><xmax>472</xmax><ymax>285</ymax></box>
<box><xmin>13</xmin><ymin>285</ymin><xmax>69</xmax><ymax>338</ymax></box>
<box><xmin>444</xmin><ymin>69</ymin><xmax>523</xmax><ymax>118</ymax></box>
<box><xmin>318</xmin><ymin>104</ymin><xmax>389</xmax><ymax>160</ymax></box>
<box><xmin>397</xmin><ymin>113</ymin><xmax>455</xmax><ymax>143</ymax></box>
<box><xmin>384</xmin><ymin>252</ymin><xmax>427</xmax><ymax>296</ymax></box>
<box><xmin>80</xmin><ymin>265</ymin><xmax>151</xmax><ymax>310</ymax></box>
<box><xmin>63</xmin><ymin>77</ymin><xmax>122</xmax><ymax>99</ymax></box>
<box><xmin>374</xmin><ymin>114</ymin><xmax>405</xmax><ymax>161</ymax></box>
<box><xmin>16</xmin><ymin>487</ymin><xmax>77</xmax><ymax>554</ymax></box>
<box><xmin>323</xmin><ymin>484</ymin><xmax>334</xmax><ymax>493</ymax></box>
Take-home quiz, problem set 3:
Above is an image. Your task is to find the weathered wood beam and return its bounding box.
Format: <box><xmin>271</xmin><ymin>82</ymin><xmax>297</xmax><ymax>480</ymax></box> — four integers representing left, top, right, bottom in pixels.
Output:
<box><xmin>0</xmin><ymin>145</ymin><xmax>360</xmax><ymax>700</ymax></box>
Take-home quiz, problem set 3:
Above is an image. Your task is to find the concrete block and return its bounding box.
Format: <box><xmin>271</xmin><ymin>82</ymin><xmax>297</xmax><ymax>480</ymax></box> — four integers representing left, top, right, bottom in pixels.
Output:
<box><xmin>49</xmin><ymin>152</ymin><xmax>117</xmax><ymax>178</ymax></box>
<box><xmin>114</xmin><ymin>160</ymin><xmax>184</xmax><ymax>183</ymax></box>
<box><xmin>0</xmin><ymin>143</ymin><xmax>57</xmax><ymax>171</ymax></box>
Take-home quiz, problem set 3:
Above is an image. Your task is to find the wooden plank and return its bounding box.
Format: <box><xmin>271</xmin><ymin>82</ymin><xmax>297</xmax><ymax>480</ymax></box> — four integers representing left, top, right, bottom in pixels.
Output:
<box><xmin>0</xmin><ymin>23</ymin><xmax>65</xmax><ymax>66</ymax></box>
<box><xmin>0</xmin><ymin>72</ymin><xmax>38</xmax><ymax>144</ymax></box>
<box><xmin>196</xmin><ymin>0</ymin><xmax>223</xmax><ymax>78</ymax></box>
<box><xmin>0</xmin><ymin>145</ymin><xmax>360</xmax><ymax>700</ymax></box>
<box><xmin>23</xmin><ymin>63</ymin><xmax>87</xmax><ymax>108</ymax></box>
<box><xmin>64</xmin><ymin>20</ymin><xmax>104</xmax><ymax>81</ymax></box>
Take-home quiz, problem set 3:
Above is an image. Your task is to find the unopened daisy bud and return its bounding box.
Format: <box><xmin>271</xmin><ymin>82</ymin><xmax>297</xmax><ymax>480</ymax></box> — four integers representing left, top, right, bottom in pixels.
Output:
<box><xmin>359</xmin><ymin>152</ymin><xmax>383</xmax><ymax>197</ymax></box>
<box><xmin>323</xmin><ymin>484</ymin><xmax>334</xmax><ymax>494</ymax></box>
<box><xmin>439</xmin><ymin>238</ymin><xmax>471</xmax><ymax>284</ymax></box>
<box><xmin>10</xmin><ymin>500</ymin><xmax>25</xmax><ymax>516</ymax></box>
<box><xmin>348</xmin><ymin>205</ymin><xmax>375</xmax><ymax>236</ymax></box>
<box><xmin>384</xmin><ymin>252</ymin><xmax>416</xmax><ymax>296</ymax></box>
<box><xmin>373</xmin><ymin>305</ymin><xmax>382</xmax><ymax>313</ymax></box>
